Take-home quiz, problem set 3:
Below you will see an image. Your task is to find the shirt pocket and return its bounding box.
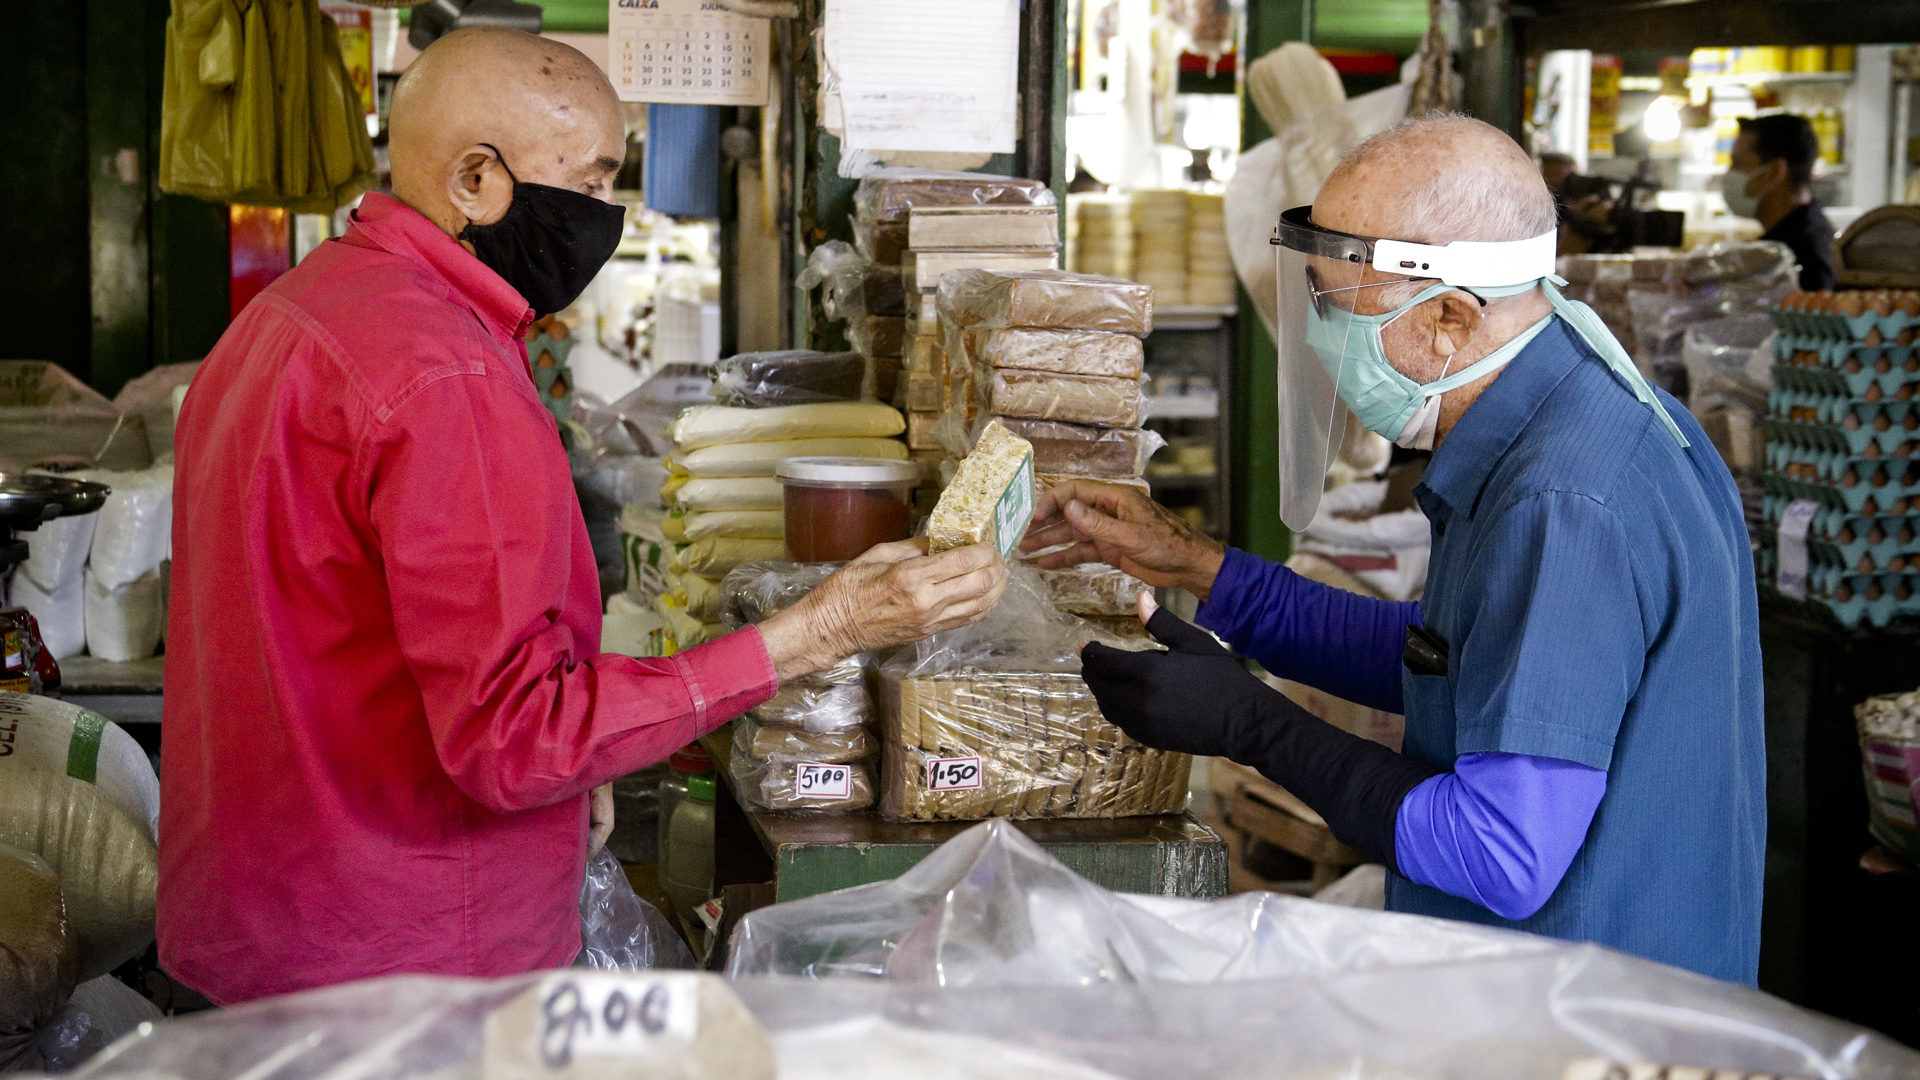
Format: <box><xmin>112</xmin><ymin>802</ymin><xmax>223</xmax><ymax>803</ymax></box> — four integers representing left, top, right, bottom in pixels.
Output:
<box><xmin>1398</xmin><ymin>669</ymin><xmax>1458</xmax><ymax>765</ymax></box>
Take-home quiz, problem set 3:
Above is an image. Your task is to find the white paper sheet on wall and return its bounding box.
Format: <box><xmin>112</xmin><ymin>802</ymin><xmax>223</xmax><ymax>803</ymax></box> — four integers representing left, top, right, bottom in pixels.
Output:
<box><xmin>822</xmin><ymin>0</ymin><xmax>1020</xmax><ymax>155</ymax></box>
<box><xmin>609</xmin><ymin>0</ymin><xmax>770</xmax><ymax>106</ymax></box>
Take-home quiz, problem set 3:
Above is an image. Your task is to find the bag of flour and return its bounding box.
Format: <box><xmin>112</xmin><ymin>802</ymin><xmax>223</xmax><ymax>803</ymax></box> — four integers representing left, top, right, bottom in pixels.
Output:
<box><xmin>0</xmin><ymin>692</ymin><xmax>159</xmax><ymax>978</ymax></box>
<box><xmin>9</xmin><ymin>474</ymin><xmax>99</xmax><ymax>659</ymax></box>
<box><xmin>82</xmin><ymin>465</ymin><xmax>173</xmax><ymax>662</ymax></box>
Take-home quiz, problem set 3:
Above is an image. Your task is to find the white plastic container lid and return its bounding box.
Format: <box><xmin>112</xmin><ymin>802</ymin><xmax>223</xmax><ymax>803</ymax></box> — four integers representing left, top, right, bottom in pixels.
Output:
<box><xmin>775</xmin><ymin>456</ymin><xmax>920</xmax><ymax>485</ymax></box>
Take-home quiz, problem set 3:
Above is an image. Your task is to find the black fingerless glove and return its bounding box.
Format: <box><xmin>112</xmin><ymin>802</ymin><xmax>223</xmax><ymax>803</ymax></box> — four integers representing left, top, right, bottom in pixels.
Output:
<box><xmin>1081</xmin><ymin>609</ymin><xmax>1441</xmax><ymax>866</ymax></box>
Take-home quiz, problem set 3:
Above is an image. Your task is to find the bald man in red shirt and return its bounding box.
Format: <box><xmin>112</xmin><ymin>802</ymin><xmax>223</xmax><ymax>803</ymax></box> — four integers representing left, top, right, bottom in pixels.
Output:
<box><xmin>159</xmin><ymin>28</ymin><xmax>1005</xmax><ymax>1003</ymax></box>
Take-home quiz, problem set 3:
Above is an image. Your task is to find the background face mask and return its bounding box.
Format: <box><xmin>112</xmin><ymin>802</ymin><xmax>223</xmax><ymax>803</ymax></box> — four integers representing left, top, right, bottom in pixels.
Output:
<box><xmin>1721</xmin><ymin>168</ymin><xmax>1762</xmax><ymax>219</ymax></box>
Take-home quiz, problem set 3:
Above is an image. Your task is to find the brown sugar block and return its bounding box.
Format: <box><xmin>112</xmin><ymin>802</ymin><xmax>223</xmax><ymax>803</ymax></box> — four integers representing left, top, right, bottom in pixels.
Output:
<box><xmin>977</xmin><ymin>368</ymin><xmax>1143</xmax><ymax>428</ymax></box>
<box><xmin>995</xmin><ymin>417</ymin><xmax>1159</xmax><ymax>477</ymax></box>
<box><xmin>937</xmin><ymin>269</ymin><xmax>1154</xmax><ymax>334</ymax></box>
<box><xmin>972</xmin><ymin>328</ymin><xmax>1146</xmax><ymax>379</ymax></box>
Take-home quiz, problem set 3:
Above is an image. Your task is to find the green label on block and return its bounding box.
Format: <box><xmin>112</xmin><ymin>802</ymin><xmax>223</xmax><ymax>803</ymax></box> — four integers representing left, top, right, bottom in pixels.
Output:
<box><xmin>991</xmin><ymin>453</ymin><xmax>1036</xmax><ymax>558</ymax></box>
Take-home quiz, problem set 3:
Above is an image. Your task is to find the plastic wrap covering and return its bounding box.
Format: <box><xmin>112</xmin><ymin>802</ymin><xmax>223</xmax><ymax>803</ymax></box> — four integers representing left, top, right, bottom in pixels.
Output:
<box><xmin>970</xmin><ymin>328</ymin><xmax>1145</xmax><ymax>379</ymax></box>
<box><xmin>681</xmin><ymin>510</ymin><xmax>783</xmax><ymax>541</ymax></box>
<box><xmin>1682</xmin><ymin>314</ymin><xmax>1774</xmax><ymax>426</ymax></box>
<box><xmin>712</xmin><ymin>352</ymin><xmax>874</xmax><ymax>408</ymax></box>
<box><xmin>32</xmin><ymin>974</ymin><xmax>165</xmax><ymax>1073</ymax></box>
<box><xmin>1039</xmin><ymin>565</ymin><xmax>1149</xmax><ymax>617</ymax></box>
<box><xmin>937</xmin><ymin>270</ymin><xmax>1154</xmax><ymax>335</ymax></box>
<box><xmin>1672</xmin><ymin>240</ymin><xmax>1798</xmax><ymax>287</ymax></box>
<box><xmin>750</xmin><ymin>682</ymin><xmax>872</xmax><ymax>733</ymax></box>
<box><xmin>46</xmin><ymin>905</ymin><xmax>1920</xmax><ymax>1080</ymax></box>
<box><xmin>994</xmin><ymin>417</ymin><xmax>1163</xmax><ymax>477</ymax></box>
<box><xmin>975</xmin><ymin>367</ymin><xmax>1144</xmax><ymax>427</ymax></box>
<box><xmin>675</xmin><ymin>437</ymin><xmax>908</xmax><ymax>478</ymax></box>
<box><xmin>718</xmin><ymin>562</ymin><xmax>872</xmax><ymax>691</ymax></box>
<box><xmin>0</xmin><ymin>361</ymin><xmax>152</xmax><ymax>472</ymax></box>
<box><xmin>578</xmin><ymin>847</ymin><xmax>695</xmax><ymax>972</ymax></box>
<box><xmin>1035</xmin><ymin>472</ymin><xmax>1151</xmax><ymax>497</ymax></box>
<box><xmin>874</xmin><ymin>570</ymin><xmax>1188</xmax><ymax>821</ymax></box>
<box><xmin>734</xmin><ymin>717</ymin><xmax>875</xmax><ymax>763</ymax></box>
<box><xmin>795</xmin><ymin>241</ymin><xmax>871</xmax><ymax>325</ymax></box>
<box><xmin>730</xmin><ymin>752</ymin><xmax>878</xmax><ymax>814</ymax></box>
<box><xmin>0</xmin><ymin>844</ymin><xmax>76</xmax><ymax>1071</ymax></box>
<box><xmin>668</xmin><ymin>403</ymin><xmax>905</xmax><ymax>451</ymax></box>
<box><xmin>675</xmin><ymin>538</ymin><xmax>789</xmax><ymax>579</ymax></box>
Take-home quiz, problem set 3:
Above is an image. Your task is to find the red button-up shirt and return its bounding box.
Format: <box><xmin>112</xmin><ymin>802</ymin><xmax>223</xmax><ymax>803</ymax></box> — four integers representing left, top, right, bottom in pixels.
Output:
<box><xmin>159</xmin><ymin>193</ymin><xmax>777</xmax><ymax>1004</ymax></box>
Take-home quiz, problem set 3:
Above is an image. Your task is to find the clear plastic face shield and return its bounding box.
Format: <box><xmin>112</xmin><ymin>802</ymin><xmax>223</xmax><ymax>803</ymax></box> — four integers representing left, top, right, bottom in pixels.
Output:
<box><xmin>1268</xmin><ymin>205</ymin><xmax>1559</xmax><ymax>531</ymax></box>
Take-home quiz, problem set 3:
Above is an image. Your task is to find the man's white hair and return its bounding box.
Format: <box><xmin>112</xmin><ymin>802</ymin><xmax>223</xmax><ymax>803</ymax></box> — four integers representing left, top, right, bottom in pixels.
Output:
<box><xmin>1335</xmin><ymin>114</ymin><xmax>1558</xmax><ymax>307</ymax></box>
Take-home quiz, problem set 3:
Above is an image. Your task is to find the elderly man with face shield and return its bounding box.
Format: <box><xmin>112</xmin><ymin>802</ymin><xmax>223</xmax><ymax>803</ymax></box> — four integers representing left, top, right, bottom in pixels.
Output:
<box><xmin>1026</xmin><ymin>116</ymin><xmax>1764</xmax><ymax>984</ymax></box>
<box><xmin>160</xmin><ymin>28</ymin><xmax>1007</xmax><ymax>1004</ymax></box>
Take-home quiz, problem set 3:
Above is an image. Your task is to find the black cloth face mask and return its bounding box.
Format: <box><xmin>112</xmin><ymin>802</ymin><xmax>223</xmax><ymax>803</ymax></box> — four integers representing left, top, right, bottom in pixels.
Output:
<box><xmin>458</xmin><ymin>144</ymin><xmax>626</xmax><ymax>318</ymax></box>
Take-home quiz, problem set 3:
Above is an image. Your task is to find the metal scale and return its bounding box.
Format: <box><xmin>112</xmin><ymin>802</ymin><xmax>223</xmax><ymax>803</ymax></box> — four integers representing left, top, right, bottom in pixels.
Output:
<box><xmin>0</xmin><ymin>472</ymin><xmax>111</xmax><ymax>577</ymax></box>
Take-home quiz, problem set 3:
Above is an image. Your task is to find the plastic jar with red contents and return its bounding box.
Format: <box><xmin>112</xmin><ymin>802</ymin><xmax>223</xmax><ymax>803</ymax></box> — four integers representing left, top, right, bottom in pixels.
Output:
<box><xmin>775</xmin><ymin>457</ymin><xmax>919</xmax><ymax>562</ymax></box>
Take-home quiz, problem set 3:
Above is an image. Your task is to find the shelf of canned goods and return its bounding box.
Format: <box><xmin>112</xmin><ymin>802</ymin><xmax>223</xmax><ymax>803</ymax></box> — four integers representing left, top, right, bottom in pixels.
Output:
<box><xmin>1761</xmin><ymin>290</ymin><xmax>1920</xmax><ymax>628</ymax></box>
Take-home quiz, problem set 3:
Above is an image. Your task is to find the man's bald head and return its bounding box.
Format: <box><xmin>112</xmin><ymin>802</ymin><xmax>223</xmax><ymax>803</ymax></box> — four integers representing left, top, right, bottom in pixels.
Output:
<box><xmin>389</xmin><ymin>28</ymin><xmax>625</xmax><ymax>239</ymax></box>
<box><xmin>1316</xmin><ymin>115</ymin><xmax>1556</xmax><ymax>248</ymax></box>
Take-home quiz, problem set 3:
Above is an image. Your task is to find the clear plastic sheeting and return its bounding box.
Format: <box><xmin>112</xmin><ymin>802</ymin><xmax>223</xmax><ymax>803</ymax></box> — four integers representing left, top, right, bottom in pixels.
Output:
<box><xmin>577</xmin><ymin>848</ymin><xmax>694</xmax><ymax>972</ymax></box>
<box><xmin>992</xmin><ymin>417</ymin><xmax>1163</xmax><ymax>478</ymax></box>
<box><xmin>936</xmin><ymin>270</ymin><xmax>1153</xmax><ymax>335</ymax></box>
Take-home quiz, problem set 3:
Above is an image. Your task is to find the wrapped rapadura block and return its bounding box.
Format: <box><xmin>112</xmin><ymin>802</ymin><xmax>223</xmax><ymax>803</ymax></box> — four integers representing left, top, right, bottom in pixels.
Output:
<box><xmin>904</xmin><ymin>372</ymin><xmax>942</xmax><ymax>412</ymax></box>
<box><xmin>1038</xmin><ymin>564</ymin><xmax>1150</xmax><ymax>617</ymax></box>
<box><xmin>748</xmin><ymin>680</ymin><xmax>871</xmax><ymax>732</ymax></box>
<box><xmin>876</xmin><ymin>666</ymin><xmax>1190</xmax><ymax>821</ymax></box>
<box><xmin>733</xmin><ymin>717</ymin><xmax>874</xmax><ymax>765</ymax></box>
<box><xmin>937</xmin><ymin>269</ymin><xmax>1154</xmax><ymax>335</ymax></box>
<box><xmin>1036</xmin><ymin>471</ymin><xmax>1150</xmax><ymax>497</ymax></box>
<box><xmin>926</xmin><ymin>419</ymin><xmax>1035</xmax><ymax>555</ymax></box>
<box><xmin>731</xmin><ymin>755</ymin><xmax>877</xmax><ymax>814</ymax></box>
<box><xmin>976</xmin><ymin>367</ymin><xmax>1144</xmax><ymax>427</ymax></box>
<box><xmin>997</xmin><ymin>418</ymin><xmax>1161</xmax><ymax>477</ymax></box>
<box><xmin>970</xmin><ymin>328</ymin><xmax>1145</xmax><ymax>379</ymax></box>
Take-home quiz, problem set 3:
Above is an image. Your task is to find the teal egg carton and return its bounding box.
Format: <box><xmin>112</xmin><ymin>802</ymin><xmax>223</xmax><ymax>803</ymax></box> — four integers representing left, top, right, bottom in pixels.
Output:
<box><xmin>1764</xmin><ymin>417</ymin><xmax>1911</xmax><ymax>458</ymax></box>
<box><xmin>1770</xmin><ymin>305</ymin><xmax>1920</xmax><ymax>344</ymax></box>
<box><xmin>1759</xmin><ymin>469</ymin><xmax>1917</xmax><ymax>515</ymax></box>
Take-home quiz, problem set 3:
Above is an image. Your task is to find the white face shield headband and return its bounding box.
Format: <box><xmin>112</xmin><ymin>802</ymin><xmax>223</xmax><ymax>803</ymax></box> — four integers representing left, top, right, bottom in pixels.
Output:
<box><xmin>1268</xmin><ymin>206</ymin><xmax>1687</xmax><ymax>532</ymax></box>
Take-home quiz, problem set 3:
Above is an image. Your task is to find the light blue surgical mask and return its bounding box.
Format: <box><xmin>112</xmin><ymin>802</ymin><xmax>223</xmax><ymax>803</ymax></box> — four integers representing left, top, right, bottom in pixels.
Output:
<box><xmin>1306</xmin><ymin>277</ymin><xmax>1688</xmax><ymax>451</ymax></box>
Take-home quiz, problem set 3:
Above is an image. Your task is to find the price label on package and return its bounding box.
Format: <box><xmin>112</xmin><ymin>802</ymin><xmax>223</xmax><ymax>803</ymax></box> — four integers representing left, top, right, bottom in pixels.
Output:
<box><xmin>610</xmin><ymin>0</ymin><xmax>770</xmax><ymax>106</ymax></box>
<box><xmin>926</xmin><ymin>755</ymin><xmax>983</xmax><ymax>792</ymax></box>
<box><xmin>794</xmin><ymin>762</ymin><xmax>852</xmax><ymax>799</ymax></box>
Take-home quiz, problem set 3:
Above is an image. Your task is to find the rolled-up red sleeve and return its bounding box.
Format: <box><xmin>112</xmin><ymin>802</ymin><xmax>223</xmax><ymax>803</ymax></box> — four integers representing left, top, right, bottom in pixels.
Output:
<box><xmin>365</xmin><ymin>371</ymin><xmax>776</xmax><ymax>814</ymax></box>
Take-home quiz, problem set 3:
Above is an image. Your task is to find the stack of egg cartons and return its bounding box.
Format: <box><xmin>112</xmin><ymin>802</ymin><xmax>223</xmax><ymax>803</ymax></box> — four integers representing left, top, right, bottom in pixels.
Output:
<box><xmin>847</xmin><ymin>168</ymin><xmax>1055</xmax><ymax>516</ymax></box>
<box><xmin>658</xmin><ymin>379</ymin><xmax>907</xmax><ymax>651</ymax></box>
<box><xmin>1129</xmin><ymin>190</ymin><xmax>1191</xmax><ymax>308</ymax></box>
<box><xmin>1186</xmin><ymin>192</ymin><xmax>1236</xmax><ymax>308</ymax></box>
<box><xmin>719</xmin><ymin>562</ymin><xmax>879</xmax><ymax>814</ymax></box>
<box><xmin>1761</xmin><ymin>289</ymin><xmax>1920</xmax><ymax>628</ymax></box>
<box><xmin>1067</xmin><ymin>193</ymin><xmax>1134</xmax><ymax>280</ymax></box>
<box><xmin>935</xmin><ymin>269</ymin><xmax>1163</xmax><ymax>636</ymax></box>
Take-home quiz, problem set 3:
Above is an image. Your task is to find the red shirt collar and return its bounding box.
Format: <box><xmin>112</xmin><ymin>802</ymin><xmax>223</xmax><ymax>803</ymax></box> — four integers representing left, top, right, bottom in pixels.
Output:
<box><xmin>343</xmin><ymin>192</ymin><xmax>534</xmax><ymax>346</ymax></box>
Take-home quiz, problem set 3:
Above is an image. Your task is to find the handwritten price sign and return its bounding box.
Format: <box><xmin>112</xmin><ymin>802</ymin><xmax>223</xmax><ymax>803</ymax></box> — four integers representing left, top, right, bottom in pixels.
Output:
<box><xmin>926</xmin><ymin>755</ymin><xmax>983</xmax><ymax>792</ymax></box>
<box><xmin>794</xmin><ymin>762</ymin><xmax>852</xmax><ymax>799</ymax></box>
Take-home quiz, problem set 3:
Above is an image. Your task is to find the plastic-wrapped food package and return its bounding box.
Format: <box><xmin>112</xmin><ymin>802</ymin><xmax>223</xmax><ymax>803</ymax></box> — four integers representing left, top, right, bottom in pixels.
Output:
<box><xmin>853</xmin><ymin>317</ymin><xmax>908</xmax><ymax>359</ymax></box>
<box><xmin>676</xmin><ymin>437</ymin><xmax>908</xmax><ymax>478</ymax></box>
<box><xmin>872</xmin><ymin>569</ymin><xmax>1188</xmax><ymax>821</ymax></box>
<box><xmin>0</xmin><ymin>843</ymin><xmax>76</xmax><ymax>1071</ymax></box>
<box><xmin>995</xmin><ymin>417</ymin><xmax>1163</xmax><ymax>477</ymax></box>
<box><xmin>926</xmin><ymin>419</ymin><xmax>1035</xmax><ymax>556</ymax></box>
<box><xmin>970</xmin><ymin>328</ymin><xmax>1146</xmax><ymax>379</ymax></box>
<box><xmin>682</xmin><ymin>509</ymin><xmax>784</xmax><ymax>541</ymax></box>
<box><xmin>577</xmin><ymin>847</ymin><xmax>695</xmax><ymax>971</ymax></box>
<box><xmin>734</xmin><ymin>716</ymin><xmax>876</xmax><ymax>763</ymax></box>
<box><xmin>1672</xmin><ymin>240</ymin><xmax>1796</xmax><ymax>286</ymax></box>
<box><xmin>712</xmin><ymin>351</ymin><xmax>874</xmax><ymax>408</ymax></box>
<box><xmin>1035</xmin><ymin>472</ymin><xmax>1150</xmax><ymax>497</ymax></box>
<box><xmin>677</xmin><ymin>537</ymin><xmax>789</xmax><ymax>578</ymax></box>
<box><xmin>31</xmin><ymin>974</ymin><xmax>165</xmax><ymax>1073</ymax></box>
<box><xmin>82</xmin><ymin>465</ymin><xmax>174</xmax><ymax>662</ymax></box>
<box><xmin>0</xmin><ymin>693</ymin><xmax>158</xmax><ymax>981</ymax></box>
<box><xmin>668</xmin><ymin>403</ymin><xmax>905</xmax><ymax>451</ymax></box>
<box><xmin>672</xmin><ymin>477</ymin><xmax>785</xmax><ymax>513</ymax></box>
<box><xmin>720</xmin><ymin>561</ymin><xmax>839</xmax><ymax>625</ymax></box>
<box><xmin>853</xmin><ymin>169</ymin><xmax>1056</xmax><ymax>263</ymax></box>
<box><xmin>862</xmin><ymin>266</ymin><xmax>907</xmax><ymax>317</ymax></box>
<box><xmin>1039</xmin><ymin>565</ymin><xmax>1149</xmax><ymax>617</ymax></box>
<box><xmin>731</xmin><ymin>754</ymin><xmax>878</xmax><ymax>814</ymax></box>
<box><xmin>938</xmin><ymin>270</ymin><xmax>1154</xmax><ymax>335</ymax></box>
<box><xmin>750</xmin><ymin>681</ymin><xmax>872</xmax><ymax>732</ymax></box>
<box><xmin>674</xmin><ymin>572</ymin><xmax>728</xmax><ymax>623</ymax></box>
<box><xmin>976</xmin><ymin>367</ymin><xmax>1144</xmax><ymax>427</ymax></box>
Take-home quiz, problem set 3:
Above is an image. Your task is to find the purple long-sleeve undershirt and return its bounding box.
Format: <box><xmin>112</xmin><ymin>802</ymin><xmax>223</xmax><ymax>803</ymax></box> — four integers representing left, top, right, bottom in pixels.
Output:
<box><xmin>1193</xmin><ymin>547</ymin><xmax>1419</xmax><ymax>712</ymax></box>
<box><xmin>1192</xmin><ymin>547</ymin><xmax>1607</xmax><ymax>920</ymax></box>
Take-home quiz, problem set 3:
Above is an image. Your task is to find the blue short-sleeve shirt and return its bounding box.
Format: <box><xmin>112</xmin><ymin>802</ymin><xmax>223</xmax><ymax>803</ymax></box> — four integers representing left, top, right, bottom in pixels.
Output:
<box><xmin>1390</xmin><ymin>317</ymin><xmax>1766</xmax><ymax>984</ymax></box>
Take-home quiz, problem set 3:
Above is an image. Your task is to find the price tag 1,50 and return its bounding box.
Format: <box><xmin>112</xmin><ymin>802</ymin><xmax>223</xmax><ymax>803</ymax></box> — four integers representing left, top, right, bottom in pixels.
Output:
<box><xmin>794</xmin><ymin>762</ymin><xmax>852</xmax><ymax>799</ymax></box>
<box><xmin>926</xmin><ymin>755</ymin><xmax>983</xmax><ymax>792</ymax></box>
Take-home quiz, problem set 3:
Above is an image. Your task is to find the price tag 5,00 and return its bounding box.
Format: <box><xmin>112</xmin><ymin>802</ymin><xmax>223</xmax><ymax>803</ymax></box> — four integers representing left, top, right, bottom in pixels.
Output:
<box><xmin>794</xmin><ymin>762</ymin><xmax>852</xmax><ymax>799</ymax></box>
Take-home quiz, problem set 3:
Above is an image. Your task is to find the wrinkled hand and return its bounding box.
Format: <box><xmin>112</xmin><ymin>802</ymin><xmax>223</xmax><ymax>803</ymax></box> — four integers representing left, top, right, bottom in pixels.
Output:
<box><xmin>759</xmin><ymin>538</ymin><xmax>1010</xmax><ymax>679</ymax></box>
<box><xmin>1020</xmin><ymin>479</ymin><xmax>1226</xmax><ymax>599</ymax></box>
<box><xmin>1078</xmin><ymin>595</ymin><xmax>1270</xmax><ymax>758</ymax></box>
<box><xmin>588</xmin><ymin>783</ymin><xmax>614</xmax><ymax>854</ymax></box>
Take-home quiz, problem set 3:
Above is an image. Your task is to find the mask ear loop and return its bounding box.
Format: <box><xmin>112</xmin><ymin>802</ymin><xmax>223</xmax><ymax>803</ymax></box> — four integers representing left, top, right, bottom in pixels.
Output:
<box><xmin>462</xmin><ymin>144</ymin><xmax>519</xmax><ymax>235</ymax></box>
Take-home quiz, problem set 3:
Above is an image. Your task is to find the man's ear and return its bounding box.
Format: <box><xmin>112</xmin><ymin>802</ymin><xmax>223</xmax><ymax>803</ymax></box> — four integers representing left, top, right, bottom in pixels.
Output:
<box><xmin>1427</xmin><ymin>289</ymin><xmax>1484</xmax><ymax>358</ymax></box>
<box><xmin>1762</xmin><ymin>156</ymin><xmax>1791</xmax><ymax>191</ymax></box>
<box><xmin>447</xmin><ymin>146</ymin><xmax>510</xmax><ymax>229</ymax></box>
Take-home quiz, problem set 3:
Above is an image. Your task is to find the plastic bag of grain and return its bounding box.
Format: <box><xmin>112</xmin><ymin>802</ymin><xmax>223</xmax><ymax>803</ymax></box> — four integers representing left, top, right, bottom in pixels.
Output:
<box><xmin>83</xmin><ymin>465</ymin><xmax>174</xmax><ymax>662</ymax></box>
<box><xmin>0</xmin><ymin>692</ymin><xmax>159</xmax><ymax>979</ymax></box>
<box><xmin>0</xmin><ymin>843</ymin><xmax>77</xmax><ymax>1071</ymax></box>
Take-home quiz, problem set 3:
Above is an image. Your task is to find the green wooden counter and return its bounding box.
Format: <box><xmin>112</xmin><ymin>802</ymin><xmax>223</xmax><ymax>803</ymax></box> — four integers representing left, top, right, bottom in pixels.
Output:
<box><xmin>702</xmin><ymin>731</ymin><xmax>1229</xmax><ymax>905</ymax></box>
